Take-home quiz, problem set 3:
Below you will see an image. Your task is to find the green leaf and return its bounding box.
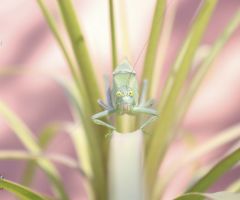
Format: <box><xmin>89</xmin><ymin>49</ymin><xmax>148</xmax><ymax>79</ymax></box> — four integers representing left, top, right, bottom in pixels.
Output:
<box><xmin>174</xmin><ymin>192</ymin><xmax>240</xmax><ymax>200</ymax></box>
<box><xmin>175</xmin><ymin>11</ymin><xmax>240</xmax><ymax>127</ymax></box>
<box><xmin>142</xmin><ymin>0</ymin><xmax>166</xmax><ymax>95</ymax></box>
<box><xmin>0</xmin><ymin>177</ymin><xmax>52</xmax><ymax>200</ymax></box>
<box><xmin>0</xmin><ymin>150</ymin><xmax>83</xmax><ymax>174</ymax></box>
<box><xmin>0</xmin><ymin>100</ymin><xmax>68</xmax><ymax>200</ymax></box>
<box><xmin>146</xmin><ymin>0</ymin><xmax>218</xmax><ymax>193</ymax></box>
<box><xmin>187</xmin><ymin>148</ymin><xmax>240</xmax><ymax>192</ymax></box>
<box><xmin>109</xmin><ymin>0</ymin><xmax>118</xmax><ymax>68</ymax></box>
<box><xmin>150</xmin><ymin>0</ymin><xmax>179</xmax><ymax>97</ymax></box>
<box><xmin>21</xmin><ymin>123</ymin><xmax>60</xmax><ymax>186</ymax></box>
<box><xmin>57</xmin><ymin>0</ymin><xmax>101</xmax><ymax>112</ymax></box>
<box><xmin>152</xmin><ymin>124</ymin><xmax>240</xmax><ymax>200</ymax></box>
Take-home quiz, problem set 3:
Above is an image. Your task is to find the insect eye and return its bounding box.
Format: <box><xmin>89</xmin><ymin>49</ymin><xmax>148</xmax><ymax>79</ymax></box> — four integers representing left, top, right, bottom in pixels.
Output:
<box><xmin>128</xmin><ymin>90</ymin><xmax>134</xmax><ymax>96</ymax></box>
<box><xmin>116</xmin><ymin>91</ymin><xmax>122</xmax><ymax>97</ymax></box>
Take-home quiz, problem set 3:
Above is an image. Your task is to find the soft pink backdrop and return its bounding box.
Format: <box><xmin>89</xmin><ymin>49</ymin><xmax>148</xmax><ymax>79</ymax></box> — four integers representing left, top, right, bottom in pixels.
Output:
<box><xmin>0</xmin><ymin>0</ymin><xmax>240</xmax><ymax>199</ymax></box>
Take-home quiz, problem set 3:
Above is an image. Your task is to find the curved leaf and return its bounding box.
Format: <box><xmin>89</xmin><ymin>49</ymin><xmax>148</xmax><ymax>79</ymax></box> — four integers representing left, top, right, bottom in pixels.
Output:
<box><xmin>187</xmin><ymin>148</ymin><xmax>240</xmax><ymax>192</ymax></box>
<box><xmin>146</xmin><ymin>0</ymin><xmax>218</xmax><ymax>192</ymax></box>
<box><xmin>0</xmin><ymin>178</ymin><xmax>52</xmax><ymax>200</ymax></box>
<box><xmin>0</xmin><ymin>100</ymin><xmax>68</xmax><ymax>200</ymax></box>
<box><xmin>175</xmin><ymin>192</ymin><xmax>240</xmax><ymax>200</ymax></box>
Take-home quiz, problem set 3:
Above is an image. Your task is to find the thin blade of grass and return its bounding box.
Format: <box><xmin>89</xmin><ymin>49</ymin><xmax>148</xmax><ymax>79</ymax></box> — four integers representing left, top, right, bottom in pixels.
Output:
<box><xmin>36</xmin><ymin>0</ymin><xmax>98</xmax><ymax>122</ymax></box>
<box><xmin>0</xmin><ymin>178</ymin><xmax>52</xmax><ymax>200</ymax></box>
<box><xmin>153</xmin><ymin>124</ymin><xmax>240</xmax><ymax>200</ymax></box>
<box><xmin>176</xmin><ymin>11</ymin><xmax>240</xmax><ymax>125</ymax></box>
<box><xmin>187</xmin><ymin>148</ymin><xmax>240</xmax><ymax>193</ymax></box>
<box><xmin>109</xmin><ymin>0</ymin><xmax>118</xmax><ymax>68</ymax></box>
<box><xmin>66</xmin><ymin>124</ymin><xmax>95</xmax><ymax>200</ymax></box>
<box><xmin>0</xmin><ymin>100</ymin><xmax>68</xmax><ymax>200</ymax></box>
<box><xmin>36</xmin><ymin>0</ymin><xmax>80</xmax><ymax>81</ymax></box>
<box><xmin>146</xmin><ymin>0</ymin><xmax>217</xmax><ymax>193</ymax></box>
<box><xmin>57</xmin><ymin>0</ymin><xmax>101</xmax><ymax>111</ymax></box>
<box><xmin>174</xmin><ymin>192</ymin><xmax>240</xmax><ymax>200</ymax></box>
<box><xmin>58</xmin><ymin>79</ymin><xmax>107</xmax><ymax>200</ymax></box>
<box><xmin>21</xmin><ymin>123</ymin><xmax>60</xmax><ymax>186</ymax></box>
<box><xmin>142</xmin><ymin>0</ymin><xmax>166</xmax><ymax>96</ymax></box>
<box><xmin>150</xmin><ymin>0</ymin><xmax>179</xmax><ymax>98</ymax></box>
<box><xmin>0</xmin><ymin>150</ymin><xmax>83</xmax><ymax>174</ymax></box>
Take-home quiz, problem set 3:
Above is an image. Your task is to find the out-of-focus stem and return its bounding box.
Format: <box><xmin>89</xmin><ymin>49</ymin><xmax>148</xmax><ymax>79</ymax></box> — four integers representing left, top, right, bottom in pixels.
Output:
<box><xmin>108</xmin><ymin>130</ymin><xmax>145</xmax><ymax>200</ymax></box>
<box><xmin>109</xmin><ymin>0</ymin><xmax>118</xmax><ymax>68</ymax></box>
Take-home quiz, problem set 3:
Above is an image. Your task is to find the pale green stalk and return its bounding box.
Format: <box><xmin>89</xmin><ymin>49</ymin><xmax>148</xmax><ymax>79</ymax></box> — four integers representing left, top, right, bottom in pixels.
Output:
<box><xmin>142</xmin><ymin>0</ymin><xmax>166</xmax><ymax>97</ymax></box>
<box><xmin>146</xmin><ymin>0</ymin><xmax>217</xmax><ymax>195</ymax></box>
<box><xmin>175</xmin><ymin>192</ymin><xmax>240</xmax><ymax>200</ymax></box>
<box><xmin>0</xmin><ymin>178</ymin><xmax>51</xmax><ymax>200</ymax></box>
<box><xmin>152</xmin><ymin>13</ymin><xmax>240</xmax><ymax>199</ymax></box>
<box><xmin>66</xmin><ymin>124</ymin><xmax>95</xmax><ymax>200</ymax></box>
<box><xmin>57</xmin><ymin>0</ymin><xmax>101</xmax><ymax>112</ymax></box>
<box><xmin>108</xmin><ymin>130</ymin><xmax>145</xmax><ymax>200</ymax></box>
<box><xmin>150</xmin><ymin>0</ymin><xmax>179</xmax><ymax>98</ymax></box>
<box><xmin>176</xmin><ymin>11</ymin><xmax>240</xmax><ymax>125</ymax></box>
<box><xmin>0</xmin><ymin>151</ymin><xmax>83</xmax><ymax>174</ymax></box>
<box><xmin>21</xmin><ymin>123</ymin><xmax>59</xmax><ymax>186</ymax></box>
<box><xmin>37</xmin><ymin>0</ymin><xmax>103</xmax><ymax>133</ymax></box>
<box><xmin>109</xmin><ymin>0</ymin><xmax>118</xmax><ymax>68</ymax></box>
<box><xmin>37</xmin><ymin>0</ymin><xmax>91</xmax><ymax>115</ymax></box>
<box><xmin>61</xmin><ymin>81</ymin><xmax>106</xmax><ymax>200</ymax></box>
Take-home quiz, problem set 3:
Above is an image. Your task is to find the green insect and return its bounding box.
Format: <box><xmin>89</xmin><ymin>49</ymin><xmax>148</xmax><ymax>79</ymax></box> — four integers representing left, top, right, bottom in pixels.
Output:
<box><xmin>91</xmin><ymin>59</ymin><xmax>158</xmax><ymax>131</ymax></box>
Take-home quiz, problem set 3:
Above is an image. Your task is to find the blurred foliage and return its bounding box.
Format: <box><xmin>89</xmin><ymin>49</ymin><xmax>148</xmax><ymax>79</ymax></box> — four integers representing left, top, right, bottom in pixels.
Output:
<box><xmin>0</xmin><ymin>0</ymin><xmax>240</xmax><ymax>200</ymax></box>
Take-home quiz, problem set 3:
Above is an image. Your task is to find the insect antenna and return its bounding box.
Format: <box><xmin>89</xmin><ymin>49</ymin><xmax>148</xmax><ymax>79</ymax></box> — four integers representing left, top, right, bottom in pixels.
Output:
<box><xmin>125</xmin><ymin>0</ymin><xmax>178</xmax><ymax>87</ymax></box>
<box><xmin>125</xmin><ymin>39</ymin><xmax>149</xmax><ymax>87</ymax></box>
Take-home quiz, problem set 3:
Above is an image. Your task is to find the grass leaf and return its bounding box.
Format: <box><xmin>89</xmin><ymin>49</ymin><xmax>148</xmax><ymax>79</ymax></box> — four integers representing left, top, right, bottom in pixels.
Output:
<box><xmin>57</xmin><ymin>0</ymin><xmax>101</xmax><ymax>111</ymax></box>
<box><xmin>0</xmin><ymin>150</ymin><xmax>83</xmax><ymax>174</ymax></box>
<box><xmin>21</xmin><ymin>123</ymin><xmax>60</xmax><ymax>186</ymax></box>
<box><xmin>0</xmin><ymin>177</ymin><xmax>52</xmax><ymax>200</ymax></box>
<box><xmin>146</xmin><ymin>0</ymin><xmax>218</xmax><ymax>193</ymax></box>
<box><xmin>109</xmin><ymin>0</ymin><xmax>118</xmax><ymax>68</ymax></box>
<box><xmin>187</xmin><ymin>148</ymin><xmax>240</xmax><ymax>192</ymax></box>
<box><xmin>176</xmin><ymin>11</ymin><xmax>240</xmax><ymax>126</ymax></box>
<box><xmin>174</xmin><ymin>192</ymin><xmax>240</xmax><ymax>200</ymax></box>
<box><xmin>0</xmin><ymin>100</ymin><xmax>68</xmax><ymax>200</ymax></box>
<box><xmin>142</xmin><ymin>0</ymin><xmax>166</xmax><ymax>95</ymax></box>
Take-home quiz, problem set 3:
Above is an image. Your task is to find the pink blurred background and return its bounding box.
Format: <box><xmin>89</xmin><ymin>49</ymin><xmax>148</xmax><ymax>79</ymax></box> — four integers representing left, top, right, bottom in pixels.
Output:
<box><xmin>0</xmin><ymin>0</ymin><xmax>240</xmax><ymax>199</ymax></box>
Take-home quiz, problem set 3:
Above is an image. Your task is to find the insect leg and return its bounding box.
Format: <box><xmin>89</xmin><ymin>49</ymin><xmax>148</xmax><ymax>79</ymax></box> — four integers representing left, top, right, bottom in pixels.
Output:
<box><xmin>143</xmin><ymin>99</ymin><xmax>155</xmax><ymax>107</ymax></box>
<box><xmin>97</xmin><ymin>99</ymin><xmax>112</xmax><ymax>110</ymax></box>
<box><xmin>91</xmin><ymin>109</ymin><xmax>116</xmax><ymax>130</ymax></box>
<box><xmin>133</xmin><ymin>106</ymin><xmax>158</xmax><ymax>130</ymax></box>
<box><xmin>133</xmin><ymin>106</ymin><xmax>158</xmax><ymax>116</ymax></box>
<box><xmin>104</xmin><ymin>75</ymin><xmax>113</xmax><ymax>107</ymax></box>
<box><xmin>139</xmin><ymin>115</ymin><xmax>158</xmax><ymax>130</ymax></box>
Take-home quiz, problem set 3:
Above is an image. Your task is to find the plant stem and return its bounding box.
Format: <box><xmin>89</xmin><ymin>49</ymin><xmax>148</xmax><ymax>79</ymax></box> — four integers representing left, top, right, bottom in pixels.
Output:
<box><xmin>109</xmin><ymin>0</ymin><xmax>118</xmax><ymax>68</ymax></box>
<box><xmin>150</xmin><ymin>0</ymin><xmax>179</xmax><ymax>98</ymax></box>
<box><xmin>58</xmin><ymin>0</ymin><xmax>101</xmax><ymax>112</ymax></box>
<box><xmin>176</xmin><ymin>11</ymin><xmax>240</xmax><ymax>126</ymax></box>
<box><xmin>142</xmin><ymin>0</ymin><xmax>166</xmax><ymax>97</ymax></box>
<box><xmin>108</xmin><ymin>130</ymin><xmax>145</xmax><ymax>200</ymax></box>
<box><xmin>145</xmin><ymin>0</ymin><xmax>217</xmax><ymax>196</ymax></box>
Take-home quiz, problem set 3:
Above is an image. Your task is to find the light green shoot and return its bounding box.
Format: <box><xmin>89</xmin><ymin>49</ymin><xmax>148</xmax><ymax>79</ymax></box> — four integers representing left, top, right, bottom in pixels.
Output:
<box><xmin>91</xmin><ymin>60</ymin><xmax>159</xmax><ymax>132</ymax></box>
